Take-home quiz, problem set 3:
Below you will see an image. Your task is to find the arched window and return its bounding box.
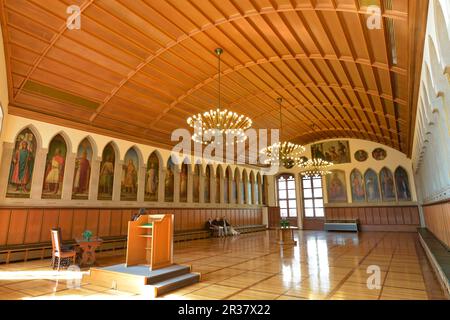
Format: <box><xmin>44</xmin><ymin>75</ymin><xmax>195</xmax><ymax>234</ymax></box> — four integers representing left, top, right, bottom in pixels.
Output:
<box><xmin>215</xmin><ymin>167</ymin><xmax>221</xmax><ymax>203</ymax></box>
<box><xmin>395</xmin><ymin>167</ymin><xmax>411</xmax><ymax>201</ymax></box>
<box><xmin>72</xmin><ymin>138</ymin><xmax>93</xmax><ymax>200</ymax></box>
<box><xmin>380</xmin><ymin>167</ymin><xmax>396</xmax><ymax>201</ymax></box>
<box><xmin>145</xmin><ymin>152</ymin><xmax>159</xmax><ymax>201</ymax></box>
<box><xmin>193</xmin><ymin>164</ymin><xmax>201</xmax><ymax>203</ymax></box>
<box><xmin>98</xmin><ymin>143</ymin><xmax>116</xmax><ymax>200</ymax></box>
<box><xmin>301</xmin><ymin>175</ymin><xmax>324</xmax><ymax>218</ymax></box>
<box><xmin>165</xmin><ymin>157</ymin><xmax>175</xmax><ymax>202</ymax></box>
<box><xmin>7</xmin><ymin>127</ymin><xmax>37</xmax><ymax>198</ymax></box>
<box><xmin>180</xmin><ymin>161</ymin><xmax>188</xmax><ymax>202</ymax></box>
<box><xmin>204</xmin><ymin>165</ymin><xmax>211</xmax><ymax>203</ymax></box>
<box><xmin>42</xmin><ymin>134</ymin><xmax>68</xmax><ymax>199</ymax></box>
<box><xmin>277</xmin><ymin>174</ymin><xmax>297</xmax><ymax>218</ymax></box>
<box><xmin>121</xmin><ymin>148</ymin><xmax>139</xmax><ymax>201</ymax></box>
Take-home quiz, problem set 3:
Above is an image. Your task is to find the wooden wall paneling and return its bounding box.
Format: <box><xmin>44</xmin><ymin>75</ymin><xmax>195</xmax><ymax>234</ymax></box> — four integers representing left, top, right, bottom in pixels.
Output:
<box><xmin>109</xmin><ymin>210</ymin><xmax>122</xmax><ymax>236</ymax></box>
<box><xmin>0</xmin><ymin>209</ymin><xmax>11</xmax><ymax>246</ymax></box>
<box><xmin>411</xmin><ymin>206</ymin><xmax>420</xmax><ymax>225</ymax></box>
<box><xmin>173</xmin><ymin>210</ymin><xmax>180</xmax><ymax>232</ymax></box>
<box><xmin>58</xmin><ymin>209</ymin><xmax>74</xmax><ymax>240</ymax></box>
<box><xmin>98</xmin><ymin>209</ymin><xmax>112</xmax><ymax>237</ymax></box>
<box><xmin>39</xmin><ymin>209</ymin><xmax>59</xmax><ymax>242</ymax></box>
<box><xmin>365</xmin><ymin>207</ymin><xmax>374</xmax><ymax>224</ymax></box>
<box><xmin>387</xmin><ymin>207</ymin><xmax>397</xmax><ymax>224</ymax></box>
<box><xmin>372</xmin><ymin>207</ymin><xmax>380</xmax><ymax>225</ymax></box>
<box><xmin>394</xmin><ymin>208</ymin><xmax>404</xmax><ymax>225</ymax></box>
<box><xmin>379</xmin><ymin>207</ymin><xmax>389</xmax><ymax>224</ymax></box>
<box><xmin>402</xmin><ymin>207</ymin><xmax>412</xmax><ymax>224</ymax></box>
<box><xmin>120</xmin><ymin>211</ymin><xmax>131</xmax><ymax>235</ymax></box>
<box><xmin>86</xmin><ymin>209</ymin><xmax>100</xmax><ymax>236</ymax></box>
<box><xmin>195</xmin><ymin>209</ymin><xmax>201</xmax><ymax>230</ymax></box>
<box><xmin>7</xmin><ymin>209</ymin><xmax>28</xmax><ymax>245</ymax></box>
<box><xmin>24</xmin><ymin>208</ymin><xmax>43</xmax><ymax>243</ymax></box>
<box><xmin>71</xmin><ymin>209</ymin><xmax>87</xmax><ymax>240</ymax></box>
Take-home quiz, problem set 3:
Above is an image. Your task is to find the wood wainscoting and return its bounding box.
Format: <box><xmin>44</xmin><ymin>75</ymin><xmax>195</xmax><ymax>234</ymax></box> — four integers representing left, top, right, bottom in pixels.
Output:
<box><xmin>325</xmin><ymin>205</ymin><xmax>421</xmax><ymax>232</ymax></box>
<box><xmin>423</xmin><ymin>200</ymin><xmax>450</xmax><ymax>249</ymax></box>
<box><xmin>0</xmin><ymin>207</ymin><xmax>263</xmax><ymax>247</ymax></box>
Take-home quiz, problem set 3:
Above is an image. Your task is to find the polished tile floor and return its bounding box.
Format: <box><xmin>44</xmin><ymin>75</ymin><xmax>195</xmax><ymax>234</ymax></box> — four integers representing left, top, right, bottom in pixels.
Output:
<box><xmin>0</xmin><ymin>230</ymin><xmax>446</xmax><ymax>300</ymax></box>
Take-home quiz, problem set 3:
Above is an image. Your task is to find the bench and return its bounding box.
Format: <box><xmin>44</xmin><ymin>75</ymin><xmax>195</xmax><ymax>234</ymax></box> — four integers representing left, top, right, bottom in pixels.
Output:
<box><xmin>324</xmin><ymin>219</ymin><xmax>359</xmax><ymax>232</ymax></box>
<box><xmin>174</xmin><ymin>224</ymin><xmax>267</xmax><ymax>242</ymax></box>
<box><xmin>417</xmin><ymin>228</ymin><xmax>450</xmax><ymax>297</ymax></box>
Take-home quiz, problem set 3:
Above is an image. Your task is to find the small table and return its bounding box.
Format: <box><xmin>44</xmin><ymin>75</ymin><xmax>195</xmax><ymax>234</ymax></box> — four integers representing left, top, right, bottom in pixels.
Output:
<box><xmin>75</xmin><ymin>238</ymin><xmax>103</xmax><ymax>267</ymax></box>
<box><xmin>276</xmin><ymin>227</ymin><xmax>297</xmax><ymax>246</ymax></box>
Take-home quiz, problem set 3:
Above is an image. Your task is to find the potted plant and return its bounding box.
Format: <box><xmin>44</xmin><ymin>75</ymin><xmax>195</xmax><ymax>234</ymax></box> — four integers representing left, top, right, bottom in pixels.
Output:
<box><xmin>82</xmin><ymin>230</ymin><xmax>93</xmax><ymax>241</ymax></box>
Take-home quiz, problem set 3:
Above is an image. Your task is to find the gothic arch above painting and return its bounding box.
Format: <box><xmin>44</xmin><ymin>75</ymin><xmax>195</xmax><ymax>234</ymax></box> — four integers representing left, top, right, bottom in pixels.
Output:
<box><xmin>380</xmin><ymin>167</ymin><xmax>396</xmax><ymax>202</ymax></box>
<box><xmin>145</xmin><ymin>152</ymin><xmax>159</xmax><ymax>202</ymax></box>
<box><xmin>193</xmin><ymin>164</ymin><xmax>200</xmax><ymax>203</ymax></box>
<box><xmin>326</xmin><ymin>170</ymin><xmax>347</xmax><ymax>203</ymax></box>
<box><xmin>364</xmin><ymin>169</ymin><xmax>381</xmax><ymax>202</ymax></box>
<box><xmin>72</xmin><ymin>138</ymin><xmax>93</xmax><ymax>200</ymax></box>
<box><xmin>121</xmin><ymin>148</ymin><xmax>139</xmax><ymax>201</ymax></box>
<box><xmin>180</xmin><ymin>161</ymin><xmax>188</xmax><ymax>203</ymax></box>
<box><xmin>7</xmin><ymin>128</ymin><xmax>37</xmax><ymax>198</ymax></box>
<box><xmin>395</xmin><ymin>167</ymin><xmax>412</xmax><ymax>201</ymax></box>
<box><xmin>165</xmin><ymin>157</ymin><xmax>175</xmax><ymax>202</ymax></box>
<box><xmin>350</xmin><ymin>169</ymin><xmax>365</xmax><ymax>202</ymax></box>
<box><xmin>98</xmin><ymin>143</ymin><xmax>116</xmax><ymax>200</ymax></box>
<box><xmin>42</xmin><ymin>134</ymin><xmax>67</xmax><ymax>199</ymax></box>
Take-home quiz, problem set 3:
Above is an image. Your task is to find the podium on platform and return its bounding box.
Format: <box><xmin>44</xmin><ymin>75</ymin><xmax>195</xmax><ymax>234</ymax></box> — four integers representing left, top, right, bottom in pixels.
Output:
<box><xmin>126</xmin><ymin>214</ymin><xmax>174</xmax><ymax>270</ymax></box>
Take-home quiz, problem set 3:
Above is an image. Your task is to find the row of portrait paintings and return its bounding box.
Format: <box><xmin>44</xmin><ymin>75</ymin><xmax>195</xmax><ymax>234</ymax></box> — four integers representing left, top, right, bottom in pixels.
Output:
<box><xmin>6</xmin><ymin>128</ymin><xmax>268</xmax><ymax>204</ymax></box>
<box><xmin>326</xmin><ymin>167</ymin><xmax>412</xmax><ymax>203</ymax></box>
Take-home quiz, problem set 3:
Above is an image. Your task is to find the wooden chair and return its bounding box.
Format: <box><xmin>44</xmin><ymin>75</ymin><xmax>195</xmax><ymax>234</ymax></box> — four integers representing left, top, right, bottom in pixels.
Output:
<box><xmin>50</xmin><ymin>228</ymin><xmax>76</xmax><ymax>270</ymax></box>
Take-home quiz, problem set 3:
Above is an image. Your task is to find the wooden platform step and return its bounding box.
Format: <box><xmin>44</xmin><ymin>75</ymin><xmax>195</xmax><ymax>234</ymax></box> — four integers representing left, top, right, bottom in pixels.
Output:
<box><xmin>88</xmin><ymin>263</ymin><xmax>200</xmax><ymax>297</ymax></box>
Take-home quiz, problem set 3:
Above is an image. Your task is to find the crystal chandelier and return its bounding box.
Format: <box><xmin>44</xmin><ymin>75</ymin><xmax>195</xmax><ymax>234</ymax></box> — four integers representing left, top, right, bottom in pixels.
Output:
<box><xmin>299</xmin><ymin>158</ymin><xmax>333</xmax><ymax>177</ymax></box>
<box><xmin>187</xmin><ymin>48</ymin><xmax>252</xmax><ymax>145</ymax></box>
<box><xmin>260</xmin><ymin>97</ymin><xmax>305</xmax><ymax>168</ymax></box>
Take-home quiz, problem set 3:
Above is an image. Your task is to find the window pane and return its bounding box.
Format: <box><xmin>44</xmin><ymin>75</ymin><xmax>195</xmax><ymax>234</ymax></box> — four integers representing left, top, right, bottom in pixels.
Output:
<box><xmin>280</xmin><ymin>209</ymin><xmax>288</xmax><ymax>217</ymax></box>
<box><xmin>288</xmin><ymin>189</ymin><xmax>296</xmax><ymax>199</ymax></box>
<box><xmin>287</xmin><ymin>180</ymin><xmax>295</xmax><ymax>189</ymax></box>
<box><xmin>279</xmin><ymin>200</ymin><xmax>288</xmax><ymax>209</ymax></box>
<box><xmin>314</xmin><ymin>188</ymin><xmax>323</xmax><ymax>198</ymax></box>
<box><xmin>304</xmin><ymin>199</ymin><xmax>313</xmax><ymax>208</ymax></box>
<box><xmin>288</xmin><ymin>200</ymin><xmax>297</xmax><ymax>209</ymax></box>
<box><xmin>313</xmin><ymin>178</ymin><xmax>322</xmax><ymax>188</ymax></box>
<box><xmin>314</xmin><ymin>199</ymin><xmax>324</xmax><ymax>208</ymax></box>
<box><xmin>302</xmin><ymin>178</ymin><xmax>311</xmax><ymax>189</ymax></box>
<box><xmin>305</xmin><ymin>208</ymin><xmax>314</xmax><ymax>217</ymax></box>
<box><xmin>278</xmin><ymin>181</ymin><xmax>286</xmax><ymax>190</ymax></box>
<box><xmin>289</xmin><ymin>209</ymin><xmax>297</xmax><ymax>217</ymax></box>
<box><xmin>303</xmin><ymin>188</ymin><xmax>312</xmax><ymax>198</ymax></box>
<box><xmin>315</xmin><ymin>208</ymin><xmax>324</xmax><ymax>217</ymax></box>
<box><xmin>278</xmin><ymin>189</ymin><xmax>287</xmax><ymax>199</ymax></box>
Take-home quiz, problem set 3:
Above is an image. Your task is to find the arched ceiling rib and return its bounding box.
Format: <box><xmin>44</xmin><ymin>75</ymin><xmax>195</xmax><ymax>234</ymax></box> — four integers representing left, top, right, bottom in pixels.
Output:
<box><xmin>0</xmin><ymin>0</ymin><xmax>429</xmax><ymax>155</ymax></box>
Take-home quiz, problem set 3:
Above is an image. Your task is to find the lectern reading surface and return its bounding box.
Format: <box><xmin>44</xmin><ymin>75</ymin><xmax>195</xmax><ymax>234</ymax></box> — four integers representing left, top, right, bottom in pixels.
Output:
<box><xmin>126</xmin><ymin>214</ymin><xmax>173</xmax><ymax>270</ymax></box>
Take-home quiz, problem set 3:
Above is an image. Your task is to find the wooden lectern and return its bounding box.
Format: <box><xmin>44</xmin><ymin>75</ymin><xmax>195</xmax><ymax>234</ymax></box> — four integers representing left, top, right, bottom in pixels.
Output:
<box><xmin>126</xmin><ymin>214</ymin><xmax>174</xmax><ymax>270</ymax></box>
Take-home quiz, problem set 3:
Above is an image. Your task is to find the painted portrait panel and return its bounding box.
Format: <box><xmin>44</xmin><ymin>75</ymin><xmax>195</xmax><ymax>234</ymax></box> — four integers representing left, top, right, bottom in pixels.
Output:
<box><xmin>326</xmin><ymin>170</ymin><xmax>347</xmax><ymax>203</ymax></box>
<box><xmin>380</xmin><ymin>167</ymin><xmax>396</xmax><ymax>201</ymax></box>
<box><xmin>372</xmin><ymin>148</ymin><xmax>387</xmax><ymax>160</ymax></box>
<box><xmin>364</xmin><ymin>169</ymin><xmax>380</xmax><ymax>202</ymax></box>
<box><xmin>164</xmin><ymin>157</ymin><xmax>175</xmax><ymax>202</ymax></box>
<box><xmin>121</xmin><ymin>148</ymin><xmax>139</xmax><ymax>201</ymax></box>
<box><xmin>98</xmin><ymin>143</ymin><xmax>116</xmax><ymax>200</ymax></box>
<box><xmin>204</xmin><ymin>165</ymin><xmax>211</xmax><ymax>203</ymax></box>
<box><xmin>215</xmin><ymin>168</ymin><xmax>221</xmax><ymax>203</ymax></box>
<box><xmin>350</xmin><ymin>169</ymin><xmax>365</xmax><ymax>202</ymax></box>
<box><xmin>395</xmin><ymin>167</ymin><xmax>411</xmax><ymax>201</ymax></box>
<box><xmin>180</xmin><ymin>162</ymin><xmax>188</xmax><ymax>202</ymax></box>
<box><xmin>145</xmin><ymin>152</ymin><xmax>159</xmax><ymax>201</ymax></box>
<box><xmin>312</xmin><ymin>140</ymin><xmax>350</xmax><ymax>164</ymax></box>
<box><xmin>193</xmin><ymin>164</ymin><xmax>200</xmax><ymax>203</ymax></box>
<box><xmin>42</xmin><ymin>134</ymin><xmax>67</xmax><ymax>199</ymax></box>
<box><xmin>7</xmin><ymin>128</ymin><xmax>36</xmax><ymax>198</ymax></box>
<box><xmin>72</xmin><ymin>138</ymin><xmax>92</xmax><ymax>200</ymax></box>
<box><xmin>354</xmin><ymin>150</ymin><xmax>368</xmax><ymax>162</ymax></box>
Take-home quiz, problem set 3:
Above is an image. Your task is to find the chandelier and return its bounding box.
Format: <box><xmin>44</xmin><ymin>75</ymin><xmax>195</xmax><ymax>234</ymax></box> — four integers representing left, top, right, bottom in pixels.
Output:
<box><xmin>260</xmin><ymin>97</ymin><xmax>305</xmax><ymax>168</ymax></box>
<box><xmin>299</xmin><ymin>158</ymin><xmax>333</xmax><ymax>177</ymax></box>
<box><xmin>187</xmin><ymin>48</ymin><xmax>252</xmax><ymax>145</ymax></box>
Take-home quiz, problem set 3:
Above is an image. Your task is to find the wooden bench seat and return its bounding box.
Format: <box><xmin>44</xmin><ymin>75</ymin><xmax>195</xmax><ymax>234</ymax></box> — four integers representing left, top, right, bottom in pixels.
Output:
<box><xmin>417</xmin><ymin>228</ymin><xmax>450</xmax><ymax>297</ymax></box>
<box><xmin>324</xmin><ymin>219</ymin><xmax>359</xmax><ymax>232</ymax></box>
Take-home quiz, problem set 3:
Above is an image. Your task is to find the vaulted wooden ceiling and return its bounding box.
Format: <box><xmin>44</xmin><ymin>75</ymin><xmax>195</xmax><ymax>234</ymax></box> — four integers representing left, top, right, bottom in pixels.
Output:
<box><xmin>0</xmin><ymin>0</ymin><xmax>428</xmax><ymax>154</ymax></box>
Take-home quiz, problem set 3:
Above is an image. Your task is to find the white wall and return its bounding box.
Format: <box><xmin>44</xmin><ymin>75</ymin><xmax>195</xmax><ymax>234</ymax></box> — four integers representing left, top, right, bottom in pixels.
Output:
<box><xmin>0</xmin><ymin>23</ymin><xmax>10</xmax><ymax>158</ymax></box>
<box><xmin>412</xmin><ymin>0</ymin><xmax>450</xmax><ymax>205</ymax></box>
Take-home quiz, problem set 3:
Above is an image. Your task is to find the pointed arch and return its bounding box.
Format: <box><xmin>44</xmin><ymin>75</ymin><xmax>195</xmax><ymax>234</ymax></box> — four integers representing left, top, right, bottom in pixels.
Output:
<box><xmin>394</xmin><ymin>166</ymin><xmax>412</xmax><ymax>201</ymax></box>
<box><xmin>224</xmin><ymin>166</ymin><xmax>232</xmax><ymax>204</ymax></box>
<box><xmin>193</xmin><ymin>163</ymin><xmax>201</xmax><ymax>203</ymax></box>
<box><xmin>242</xmin><ymin>169</ymin><xmax>249</xmax><ymax>205</ymax></box>
<box><xmin>350</xmin><ymin>169</ymin><xmax>365</xmax><ymax>202</ymax></box>
<box><xmin>364</xmin><ymin>169</ymin><xmax>380</xmax><ymax>202</ymax></box>
<box><xmin>233</xmin><ymin>167</ymin><xmax>240</xmax><ymax>204</ymax></box>
<box><xmin>180</xmin><ymin>157</ymin><xmax>189</xmax><ymax>202</ymax></box>
<box><xmin>47</xmin><ymin>131</ymin><xmax>72</xmax><ymax>154</ymax></box>
<box><xmin>6</xmin><ymin>126</ymin><xmax>39</xmax><ymax>198</ymax></box>
<box><xmin>215</xmin><ymin>165</ymin><xmax>223</xmax><ymax>203</ymax></box>
<box><xmin>42</xmin><ymin>133</ymin><xmax>68</xmax><ymax>199</ymax></box>
<box><xmin>72</xmin><ymin>137</ymin><xmax>94</xmax><ymax>200</ymax></box>
<box><xmin>256</xmin><ymin>172</ymin><xmax>262</xmax><ymax>205</ymax></box>
<box><xmin>204</xmin><ymin>164</ymin><xmax>212</xmax><ymax>203</ymax></box>
<box><xmin>121</xmin><ymin>147</ymin><xmax>140</xmax><ymax>201</ymax></box>
<box><xmin>98</xmin><ymin>142</ymin><xmax>118</xmax><ymax>200</ymax></box>
<box><xmin>249</xmin><ymin>171</ymin><xmax>255</xmax><ymax>205</ymax></box>
<box><xmin>379</xmin><ymin>167</ymin><xmax>396</xmax><ymax>201</ymax></box>
<box><xmin>164</xmin><ymin>156</ymin><xmax>176</xmax><ymax>202</ymax></box>
<box><xmin>145</xmin><ymin>151</ymin><xmax>160</xmax><ymax>201</ymax></box>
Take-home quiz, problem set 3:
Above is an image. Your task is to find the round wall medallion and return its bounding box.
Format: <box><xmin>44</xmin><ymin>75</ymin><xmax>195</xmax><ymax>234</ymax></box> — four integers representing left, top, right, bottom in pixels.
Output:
<box><xmin>372</xmin><ymin>148</ymin><xmax>387</xmax><ymax>160</ymax></box>
<box><xmin>354</xmin><ymin>150</ymin><xmax>368</xmax><ymax>162</ymax></box>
